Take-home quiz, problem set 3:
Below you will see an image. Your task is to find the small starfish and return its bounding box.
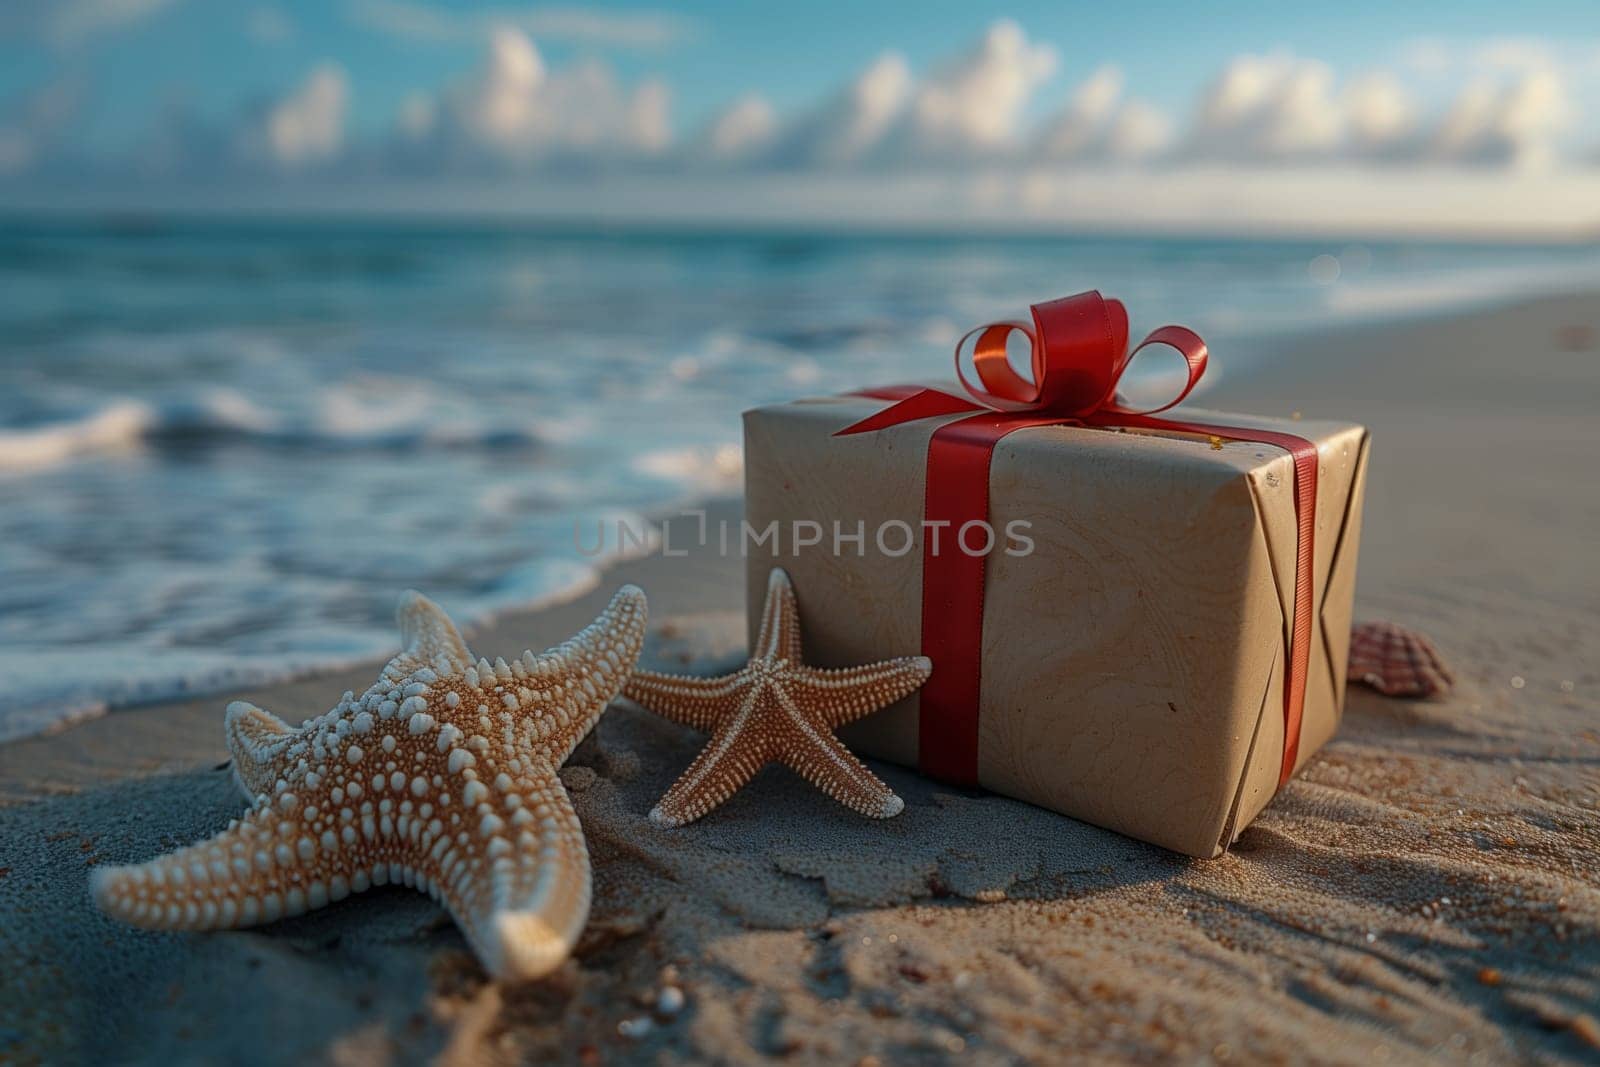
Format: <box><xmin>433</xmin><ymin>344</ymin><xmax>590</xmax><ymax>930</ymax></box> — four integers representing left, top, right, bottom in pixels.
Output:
<box><xmin>92</xmin><ymin>585</ymin><xmax>647</xmax><ymax>981</ymax></box>
<box><xmin>624</xmin><ymin>567</ymin><xmax>931</xmax><ymax>827</ymax></box>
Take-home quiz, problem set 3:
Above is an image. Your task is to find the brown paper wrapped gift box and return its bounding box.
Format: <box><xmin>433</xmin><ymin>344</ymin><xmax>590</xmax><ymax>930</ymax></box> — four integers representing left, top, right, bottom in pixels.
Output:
<box><xmin>743</xmin><ymin>392</ymin><xmax>1369</xmax><ymax>858</ymax></box>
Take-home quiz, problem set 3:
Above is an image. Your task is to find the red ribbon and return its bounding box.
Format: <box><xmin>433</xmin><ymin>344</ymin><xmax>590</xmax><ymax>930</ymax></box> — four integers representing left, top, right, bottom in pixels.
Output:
<box><xmin>834</xmin><ymin>291</ymin><xmax>1318</xmax><ymax>790</ymax></box>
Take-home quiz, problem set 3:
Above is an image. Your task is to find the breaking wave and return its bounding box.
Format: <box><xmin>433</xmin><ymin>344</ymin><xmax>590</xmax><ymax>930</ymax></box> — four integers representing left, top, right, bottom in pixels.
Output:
<box><xmin>0</xmin><ymin>388</ymin><xmax>546</xmax><ymax>473</ymax></box>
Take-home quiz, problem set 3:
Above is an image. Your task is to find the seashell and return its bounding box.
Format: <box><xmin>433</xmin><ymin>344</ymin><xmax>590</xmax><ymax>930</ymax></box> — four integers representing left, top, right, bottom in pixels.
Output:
<box><xmin>1348</xmin><ymin>621</ymin><xmax>1454</xmax><ymax>698</ymax></box>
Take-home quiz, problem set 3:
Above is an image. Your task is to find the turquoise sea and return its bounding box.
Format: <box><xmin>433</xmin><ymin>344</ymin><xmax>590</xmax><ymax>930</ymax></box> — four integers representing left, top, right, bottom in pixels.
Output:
<box><xmin>2</xmin><ymin>219</ymin><xmax>1597</xmax><ymax>739</ymax></box>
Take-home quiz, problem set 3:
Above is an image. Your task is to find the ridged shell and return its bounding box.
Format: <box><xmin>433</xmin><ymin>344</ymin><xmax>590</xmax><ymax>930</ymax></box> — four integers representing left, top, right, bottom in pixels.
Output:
<box><xmin>1348</xmin><ymin>621</ymin><xmax>1454</xmax><ymax>698</ymax></box>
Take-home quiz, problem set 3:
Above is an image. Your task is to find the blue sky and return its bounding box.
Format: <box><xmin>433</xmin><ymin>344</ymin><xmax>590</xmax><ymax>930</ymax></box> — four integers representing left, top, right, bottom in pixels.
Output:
<box><xmin>2</xmin><ymin>1</ymin><xmax>1598</xmax><ymax>234</ymax></box>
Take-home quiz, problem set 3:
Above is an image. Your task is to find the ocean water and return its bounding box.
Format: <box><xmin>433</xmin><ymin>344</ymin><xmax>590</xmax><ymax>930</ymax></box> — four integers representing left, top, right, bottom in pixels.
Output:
<box><xmin>2</xmin><ymin>219</ymin><xmax>1598</xmax><ymax>741</ymax></box>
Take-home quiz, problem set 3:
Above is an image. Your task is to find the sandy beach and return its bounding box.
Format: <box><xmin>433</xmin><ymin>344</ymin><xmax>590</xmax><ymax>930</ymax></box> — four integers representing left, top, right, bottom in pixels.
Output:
<box><xmin>2</xmin><ymin>291</ymin><xmax>1598</xmax><ymax>1065</ymax></box>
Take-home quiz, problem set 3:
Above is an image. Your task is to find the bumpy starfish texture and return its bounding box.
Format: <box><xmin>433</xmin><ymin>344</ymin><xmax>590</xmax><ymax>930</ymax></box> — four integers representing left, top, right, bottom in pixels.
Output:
<box><xmin>624</xmin><ymin>567</ymin><xmax>930</xmax><ymax>827</ymax></box>
<box><xmin>91</xmin><ymin>585</ymin><xmax>647</xmax><ymax>981</ymax></box>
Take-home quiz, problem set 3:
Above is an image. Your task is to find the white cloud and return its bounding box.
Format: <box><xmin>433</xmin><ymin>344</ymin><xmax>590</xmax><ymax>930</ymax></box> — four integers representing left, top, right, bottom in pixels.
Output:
<box><xmin>118</xmin><ymin>63</ymin><xmax>350</xmax><ymax>178</ymax></box>
<box><xmin>1386</xmin><ymin>37</ymin><xmax>1579</xmax><ymax>169</ymax></box>
<box><xmin>1343</xmin><ymin>72</ymin><xmax>1415</xmax><ymax>154</ymax></box>
<box><xmin>0</xmin><ymin>0</ymin><xmax>180</xmax><ymax>46</ymax></box>
<box><xmin>1105</xmin><ymin>100</ymin><xmax>1172</xmax><ymax>161</ymax></box>
<box><xmin>770</xmin><ymin>52</ymin><xmax>911</xmax><ymax>167</ymax></box>
<box><xmin>1428</xmin><ymin>68</ymin><xmax>1572</xmax><ymax>168</ymax></box>
<box><xmin>626</xmin><ymin>79</ymin><xmax>671</xmax><ymax>154</ymax></box>
<box><xmin>1037</xmin><ymin>65</ymin><xmax>1122</xmax><ymax>157</ymax></box>
<box><xmin>904</xmin><ymin>20</ymin><xmax>1057</xmax><ymax>157</ymax></box>
<box><xmin>455</xmin><ymin>27</ymin><xmax>544</xmax><ymax>153</ymax></box>
<box><xmin>3</xmin><ymin>16</ymin><xmax>1596</xmax><ymax>238</ymax></box>
<box><xmin>0</xmin><ymin>75</ymin><xmax>85</xmax><ymax>174</ymax></box>
<box><xmin>1400</xmin><ymin>35</ymin><xmax>1600</xmax><ymax>78</ymax></box>
<box><xmin>347</xmin><ymin>0</ymin><xmax>691</xmax><ymax>50</ymax></box>
<box><xmin>760</xmin><ymin>22</ymin><xmax>1058</xmax><ymax>168</ymax></box>
<box><xmin>1036</xmin><ymin>65</ymin><xmax>1172</xmax><ymax>162</ymax></box>
<box><xmin>697</xmin><ymin>95</ymin><xmax>778</xmax><ymax>163</ymax></box>
<box><xmin>1168</xmin><ymin>52</ymin><xmax>1580</xmax><ymax>167</ymax></box>
<box><xmin>966</xmin><ymin>38</ymin><xmax>1581</xmax><ymax>173</ymax></box>
<box><xmin>1185</xmin><ymin>53</ymin><xmax>1345</xmax><ymax>161</ymax></box>
<box><xmin>409</xmin><ymin>27</ymin><xmax>670</xmax><ymax>164</ymax></box>
<box><xmin>240</xmin><ymin>63</ymin><xmax>349</xmax><ymax>168</ymax></box>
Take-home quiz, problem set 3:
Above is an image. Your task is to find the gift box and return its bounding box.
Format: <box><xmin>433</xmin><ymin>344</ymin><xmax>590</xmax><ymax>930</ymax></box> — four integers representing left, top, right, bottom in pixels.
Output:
<box><xmin>740</xmin><ymin>292</ymin><xmax>1369</xmax><ymax>857</ymax></box>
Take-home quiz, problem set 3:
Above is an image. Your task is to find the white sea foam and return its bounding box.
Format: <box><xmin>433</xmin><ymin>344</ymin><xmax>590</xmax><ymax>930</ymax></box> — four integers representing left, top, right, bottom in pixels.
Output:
<box><xmin>0</xmin><ymin>646</ymin><xmax>384</xmax><ymax>746</ymax></box>
<box><xmin>632</xmin><ymin>444</ymin><xmax>744</xmax><ymax>497</ymax></box>
<box><xmin>0</xmin><ymin>535</ymin><xmax>640</xmax><ymax>744</ymax></box>
<box><xmin>0</xmin><ymin>386</ymin><xmax>547</xmax><ymax>474</ymax></box>
<box><xmin>1324</xmin><ymin>261</ymin><xmax>1596</xmax><ymax>321</ymax></box>
<box><xmin>0</xmin><ymin>402</ymin><xmax>153</xmax><ymax>472</ymax></box>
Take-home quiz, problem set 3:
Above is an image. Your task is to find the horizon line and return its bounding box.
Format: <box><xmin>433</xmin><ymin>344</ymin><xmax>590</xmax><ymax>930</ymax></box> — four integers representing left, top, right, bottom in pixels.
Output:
<box><xmin>2</xmin><ymin>205</ymin><xmax>1597</xmax><ymax>250</ymax></box>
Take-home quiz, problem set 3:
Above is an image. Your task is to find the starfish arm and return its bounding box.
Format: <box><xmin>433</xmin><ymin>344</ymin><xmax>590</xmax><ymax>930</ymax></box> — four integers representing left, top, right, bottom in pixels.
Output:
<box><xmin>436</xmin><ymin>771</ymin><xmax>593</xmax><ymax>981</ymax></box>
<box><xmin>224</xmin><ymin>700</ymin><xmax>299</xmax><ymax>800</ymax></box>
<box><xmin>649</xmin><ymin>703</ymin><xmax>772</xmax><ymax>828</ymax></box>
<box><xmin>792</xmin><ymin>656</ymin><xmax>933</xmax><ymax>727</ymax></box>
<box><xmin>383</xmin><ymin>590</ymin><xmax>474</xmax><ymax>681</ymax></box>
<box><xmin>753</xmin><ymin>567</ymin><xmax>804</xmax><ymax>663</ymax></box>
<box><xmin>91</xmin><ymin>771</ymin><xmax>594</xmax><ymax>983</ymax></box>
<box><xmin>531</xmin><ymin>585</ymin><xmax>649</xmax><ymax>761</ymax></box>
<box><xmin>91</xmin><ymin>802</ymin><xmax>360</xmax><ymax>931</ymax></box>
<box><xmin>773</xmin><ymin>695</ymin><xmax>904</xmax><ymax>818</ymax></box>
<box><xmin>622</xmin><ymin>669</ymin><xmax>746</xmax><ymax>732</ymax></box>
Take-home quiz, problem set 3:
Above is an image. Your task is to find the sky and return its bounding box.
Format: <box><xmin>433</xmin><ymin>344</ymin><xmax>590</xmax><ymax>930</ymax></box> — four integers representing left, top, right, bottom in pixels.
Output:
<box><xmin>2</xmin><ymin>0</ymin><xmax>1599</xmax><ymax>236</ymax></box>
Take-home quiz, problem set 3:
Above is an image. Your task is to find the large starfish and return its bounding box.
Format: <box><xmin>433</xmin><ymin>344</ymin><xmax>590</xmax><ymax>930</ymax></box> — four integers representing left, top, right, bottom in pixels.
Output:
<box><xmin>624</xmin><ymin>568</ymin><xmax>930</xmax><ymax>827</ymax></box>
<box><xmin>91</xmin><ymin>585</ymin><xmax>647</xmax><ymax>981</ymax></box>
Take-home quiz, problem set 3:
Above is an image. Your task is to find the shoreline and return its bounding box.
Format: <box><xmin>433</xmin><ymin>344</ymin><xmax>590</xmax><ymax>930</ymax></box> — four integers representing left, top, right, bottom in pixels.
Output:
<box><xmin>0</xmin><ymin>497</ymin><xmax>747</xmax><ymax>805</ymax></box>
<box><xmin>1</xmin><ymin>280</ymin><xmax>1593</xmax><ymax>757</ymax></box>
<box><xmin>3</xmin><ymin>288</ymin><xmax>1598</xmax><ymax>1064</ymax></box>
<box><xmin>0</xmin><ymin>497</ymin><xmax>718</xmax><ymax>748</ymax></box>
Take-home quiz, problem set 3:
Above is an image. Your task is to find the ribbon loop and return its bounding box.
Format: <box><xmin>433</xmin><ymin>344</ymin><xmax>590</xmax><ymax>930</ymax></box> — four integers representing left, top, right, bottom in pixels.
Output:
<box><xmin>956</xmin><ymin>320</ymin><xmax>1040</xmax><ymax>412</ymax></box>
<box><xmin>1102</xmin><ymin>324</ymin><xmax>1209</xmax><ymax>416</ymax></box>
<box><xmin>946</xmin><ymin>290</ymin><xmax>1208</xmax><ymax>422</ymax></box>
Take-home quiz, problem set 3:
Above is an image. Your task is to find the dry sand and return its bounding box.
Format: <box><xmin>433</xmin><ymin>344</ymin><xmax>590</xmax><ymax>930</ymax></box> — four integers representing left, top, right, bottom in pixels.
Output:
<box><xmin>2</xmin><ymin>292</ymin><xmax>1598</xmax><ymax>1065</ymax></box>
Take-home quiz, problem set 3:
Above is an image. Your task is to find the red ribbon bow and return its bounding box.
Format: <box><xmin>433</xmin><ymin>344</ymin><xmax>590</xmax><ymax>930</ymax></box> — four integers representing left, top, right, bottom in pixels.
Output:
<box><xmin>836</xmin><ymin>291</ymin><xmax>1318</xmax><ymax>791</ymax></box>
